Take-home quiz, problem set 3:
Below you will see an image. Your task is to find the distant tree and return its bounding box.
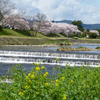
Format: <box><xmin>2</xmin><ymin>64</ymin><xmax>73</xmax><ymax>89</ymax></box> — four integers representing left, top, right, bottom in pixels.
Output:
<box><xmin>33</xmin><ymin>20</ymin><xmax>82</xmax><ymax>36</ymax></box>
<box><xmin>33</xmin><ymin>13</ymin><xmax>47</xmax><ymax>37</ymax></box>
<box><xmin>72</xmin><ymin>20</ymin><xmax>84</xmax><ymax>32</ymax></box>
<box><xmin>52</xmin><ymin>20</ymin><xmax>54</xmax><ymax>23</ymax></box>
<box><xmin>0</xmin><ymin>25</ymin><xmax>2</xmax><ymax>33</ymax></box>
<box><xmin>0</xmin><ymin>0</ymin><xmax>15</xmax><ymax>22</ymax></box>
<box><xmin>89</xmin><ymin>32</ymin><xmax>97</xmax><ymax>38</ymax></box>
<box><xmin>81</xmin><ymin>31</ymin><xmax>86</xmax><ymax>37</ymax></box>
<box><xmin>3</xmin><ymin>14</ymin><xmax>30</xmax><ymax>30</ymax></box>
<box><xmin>87</xmin><ymin>29</ymin><xmax>90</xmax><ymax>32</ymax></box>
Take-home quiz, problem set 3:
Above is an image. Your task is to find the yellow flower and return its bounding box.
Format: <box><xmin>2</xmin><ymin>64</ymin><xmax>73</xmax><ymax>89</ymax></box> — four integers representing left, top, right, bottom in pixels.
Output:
<box><xmin>36</xmin><ymin>64</ymin><xmax>40</xmax><ymax>67</ymax></box>
<box><xmin>56</xmin><ymin>80</ymin><xmax>59</xmax><ymax>83</ymax></box>
<box><xmin>35</xmin><ymin>67</ymin><xmax>40</xmax><ymax>71</ymax></box>
<box><xmin>36</xmin><ymin>92</ymin><xmax>39</xmax><ymax>95</ymax></box>
<box><xmin>31</xmin><ymin>75</ymin><xmax>34</xmax><ymax>78</ymax></box>
<box><xmin>55</xmin><ymin>83</ymin><xmax>58</xmax><ymax>86</ymax></box>
<box><xmin>19</xmin><ymin>92</ymin><xmax>24</xmax><ymax>95</ymax></box>
<box><xmin>28</xmin><ymin>73</ymin><xmax>31</xmax><ymax>77</ymax></box>
<box><xmin>43</xmin><ymin>72</ymin><xmax>49</xmax><ymax>77</ymax></box>
<box><xmin>7</xmin><ymin>69</ymin><xmax>9</xmax><ymax>73</ymax></box>
<box><xmin>61</xmin><ymin>77</ymin><xmax>65</xmax><ymax>80</ymax></box>
<box><xmin>34</xmin><ymin>63</ymin><xmax>37</xmax><ymax>66</ymax></box>
<box><xmin>45</xmin><ymin>83</ymin><xmax>49</xmax><ymax>86</ymax></box>
<box><xmin>26</xmin><ymin>77</ymin><xmax>28</xmax><ymax>80</ymax></box>
<box><xmin>28</xmin><ymin>80</ymin><xmax>32</xmax><ymax>84</ymax></box>
<box><xmin>71</xmin><ymin>80</ymin><xmax>74</xmax><ymax>83</ymax></box>
<box><xmin>41</xmin><ymin>66</ymin><xmax>45</xmax><ymax>69</ymax></box>
<box><xmin>25</xmin><ymin>85</ymin><xmax>28</xmax><ymax>89</ymax></box>
<box><xmin>63</xmin><ymin>94</ymin><xmax>66</xmax><ymax>100</ymax></box>
<box><xmin>56</xmin><ymin>58</ymin><xmax>59</xmax><ymax>60</ymax></box>
<box><xmin>25</xmin><ymin>85</ymin><xmax>30</xmax><ymax>89</ymax></box>
<box><xmin>32</xmin><ymin>71</ymin><xmax>35</xmax><ymax>74</ymax></box>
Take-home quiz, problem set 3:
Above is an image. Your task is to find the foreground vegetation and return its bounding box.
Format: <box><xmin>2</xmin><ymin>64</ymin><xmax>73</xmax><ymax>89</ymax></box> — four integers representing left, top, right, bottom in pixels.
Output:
<box><xmin>0</xmin><ymin>61</ymin><xmax>100</xmax><ymax>100</ymax></box>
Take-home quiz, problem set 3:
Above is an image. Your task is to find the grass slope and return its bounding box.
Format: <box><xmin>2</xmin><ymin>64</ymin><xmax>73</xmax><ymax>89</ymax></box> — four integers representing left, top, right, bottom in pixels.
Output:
<box><xmin>0</xmin><ymin>28</ymin><xmax>66</xmax><ymax>38</ymax></box>
<box><xmin>0</xmin><ymin>29</ymin><xmax>27</xmax><ymax>37</ymax></box>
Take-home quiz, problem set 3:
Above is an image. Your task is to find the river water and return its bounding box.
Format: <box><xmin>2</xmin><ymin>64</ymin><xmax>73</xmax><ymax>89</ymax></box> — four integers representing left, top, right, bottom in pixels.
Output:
<box><xmin>0</xmin><ymin>43</ymin><xmax>100</xmax><ymax>77</ymax></box>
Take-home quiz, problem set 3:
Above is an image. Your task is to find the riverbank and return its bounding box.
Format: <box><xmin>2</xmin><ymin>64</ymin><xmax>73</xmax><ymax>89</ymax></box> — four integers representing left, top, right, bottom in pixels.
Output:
<box><xmin>0</xmin><ymin>36</ymin><xmax>100</xmax><ymax>45</ymax></box>
<box><xmin>57</xmin><ymin>47</ymin><xmax>98</xmax><ymax>51</ymax></box>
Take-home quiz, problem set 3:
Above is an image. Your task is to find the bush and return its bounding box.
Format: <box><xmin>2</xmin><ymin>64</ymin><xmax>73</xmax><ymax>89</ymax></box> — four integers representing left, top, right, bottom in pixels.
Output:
<box><xmin>0</xmin><ymin>62</ymin><xmax>100</xmax><ymax>99</ymax></box>
<box><xmin>69</xmin><ymin>33</ymin><xmax>77</xmax><ymax>37</ymax></box>
<box><xmin>81</xmin><ymin>31</ymin><xmax>86</xmax><ymax>38</ymax></box>
<box><xmin>95</xmin><ymin>47</ymin><xmax>100</xmax><ymax>49</ymax></box>
<box><xmin>89</xmin><ymin>32</ymin><xmax>97</xmax><ymax>38</ymax></box>
<box><xmin>0</xmin><ymin>25</ymin><xmax>3</xmax><ymax>33</ymax></box>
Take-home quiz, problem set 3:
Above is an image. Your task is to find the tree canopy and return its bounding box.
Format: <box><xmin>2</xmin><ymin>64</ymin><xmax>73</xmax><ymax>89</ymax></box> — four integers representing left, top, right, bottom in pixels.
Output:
<box><xmin>72</xmin><ymin>20</ymin><xmax>84</xmax><ymax>32</ymax></box>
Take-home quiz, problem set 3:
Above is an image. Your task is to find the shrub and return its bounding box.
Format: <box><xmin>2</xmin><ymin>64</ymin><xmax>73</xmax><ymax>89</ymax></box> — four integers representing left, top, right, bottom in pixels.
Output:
<box><xmin>69</xmin><ymin>33</ymin><xmax>77</xmax><ymax>37</ymax></box>
<box><xmin>95</xmin><ymin>47</ymin><xmax>100</xmax><ymax>49</ymax></box>
<box><xmin>0</xmin><ymin>25</ymin><xmax>3</xmax><ymax>33</ymax></box>
<box><xmin>81</xmin><ymin>31</ymin><xmax>86</xmax><ymax>37</ymax></box>
<box><xmin>89</xmin><ymin>32</ymin><xmax>97</xmax><ymax>38</ymax></box>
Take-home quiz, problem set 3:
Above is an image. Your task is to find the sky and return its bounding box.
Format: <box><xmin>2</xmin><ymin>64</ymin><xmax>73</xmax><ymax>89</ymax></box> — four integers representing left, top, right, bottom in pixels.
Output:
<box><xmin>10</xmin><ymin>0</ymin><xmax>100</xmax><ymax>24</ymax></box>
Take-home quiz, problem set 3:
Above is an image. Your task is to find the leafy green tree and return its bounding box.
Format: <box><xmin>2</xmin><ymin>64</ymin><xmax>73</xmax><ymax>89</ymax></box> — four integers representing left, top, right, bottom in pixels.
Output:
<box><xmin>0</xmin><ymin>25</ymin><xmax>2</xmax><ymax>33</ymax></box>
<box><xmin>89</xmin><ymin>32</ymin><xmax>97</xmax><ymax>38</ymax></box>
<box><xmin>72</xmin><ymin>20</ymin><xmax>84</xmax><ymax>32</ymax></box>
<box><xmin>81</xmin><ymin>31</ymin><xmax>86</xmax><ymax>38</ymax></box>
<box><xmin>52</xmin><ymin>20</ymin><xmax>54</xmax><ymax>23</ymax></box>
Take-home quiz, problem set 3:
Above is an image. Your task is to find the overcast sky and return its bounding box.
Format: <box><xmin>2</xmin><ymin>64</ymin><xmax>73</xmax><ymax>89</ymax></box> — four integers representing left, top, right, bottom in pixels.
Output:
<box><xmin>10</xmin><ymin>0</ymin><xmax>100</xmax><ymax>24</ymax></box>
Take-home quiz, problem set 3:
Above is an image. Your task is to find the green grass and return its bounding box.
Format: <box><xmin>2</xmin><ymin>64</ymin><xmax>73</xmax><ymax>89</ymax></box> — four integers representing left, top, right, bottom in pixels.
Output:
<box><xmin>57</xmin><ymin>47</ymin><xmax>95</xmax><ymax>51</ymax></box>
<box><xmin>95</xmin><ymin>47</ymin><xmax>100</xmax><ymax>49</ymax></box>
<box><xmin>42</xmin><ymin>40</ymin><xmax>72</xmax><ymax>45</ymax></box>
<box><xmin>0</xmin><ymin>29</ymin><xmax>28</xmax><ymax>37</ymax></box>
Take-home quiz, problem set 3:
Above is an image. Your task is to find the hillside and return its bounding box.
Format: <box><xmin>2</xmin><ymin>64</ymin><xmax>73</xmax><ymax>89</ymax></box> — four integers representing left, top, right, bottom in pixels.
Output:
<box><xmin>0</xmin><ymin>28</ymin><xmax>65</xmax><ymax>38</ymax></box>
<box><xmin>55</xmin><ymin>20</ymin><xmax>100</xmax><ymax>30</ymax></box>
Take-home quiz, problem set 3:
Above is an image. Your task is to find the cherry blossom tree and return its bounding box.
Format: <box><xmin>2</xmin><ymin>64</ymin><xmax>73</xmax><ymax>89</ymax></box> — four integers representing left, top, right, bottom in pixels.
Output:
<box><xmin>33</xmin><ymin>20</ymin><xmax>82</xmax><ymax>36</ymax></box>
<box><xmin>0</xmin><ymin>0</ymin><xmax>15</xmax><ymax>22</ymax></box>
<box><xmin>90</xmin><ymin>30</ymin><xmax>99</xmax><ymax>36</ymax></box>
<box><xmin>3</xmin><ymin>14</ymin><xmax>30</xmax><ymax>30</ymax></box>
<box><xmin>33</xmin><ymin>13</ymin><xmax>47</xmax><ymax>37</ymax></box>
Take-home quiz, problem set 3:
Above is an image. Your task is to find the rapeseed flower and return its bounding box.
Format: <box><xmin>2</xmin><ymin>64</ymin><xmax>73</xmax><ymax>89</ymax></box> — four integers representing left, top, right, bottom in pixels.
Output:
<box><xmin>55</xmin><ymin>83</ymin><xmax>58</xmax><ymax>86</ymax></box>
<box><xmin>71</xmin><ymin>80</ymin><xmax>74</xmax><ymax>83</ymax></box>
<box><xmin>36</xmin><ymin>92</ymin><xmax>39</xmax><ymax>95</ymax></box>
<box><xmin>28</xmin><ymin>73</ymin><xmax>31</xmax><ymax>77</ymax></box>
<box><xmin>32</xmin><ymin>71</ymin><xmax>35</xmax><ymax>74</ymax></box>
<box><xmin>34</xmin><ymin>63</ymin><xmax>37</xmax><ymax>66</ymax></box>
<box><xmin>63</xmin><ymin>94</ymin><xmax>66</xmax><ymax>100</ymax></box>
<box><xmin>28</xmin><ymin>80</ymin><xmax>32</xmax><ymax>84</ymax></box>
<box><xmin>56</xmin><ymin>79</ymin><xmax>59</xmax><ymax>83</ymax></box>
<box><xmin>45</xmin><ymin>83</ymin><xmax>49</xmax><ymax>86</ymax></box>
<box><xmin>31</xmin><ymin>75</ymin><xmax>34</xmax><ymax>78</ymax></box>
<box><xmin>35</xmin><ymin>67</ymin><xmax>40</xmax><ymax>71</ymax></box>
<box><xmin>25</xmin><ymin>85</ymin><xmax>28</xmax><ymax>89</ymax></box>
<box><xmin>19</xmin><ymin>92</ymin><xmax>24</xmax><ymax>95</ymax></box>
<box><xmin>26</xmin><ymin>77</ymin><xmax>28</xmax><ymax>80</ymax></box>
<box><xmin>43</xmin><ymin>72</ymin><xmax>49</xmax><ymax>77</ymax></box>
<box><xmin>41</xmin><ymin>66</ymin><xmax>45</xmax><ymax>69</ymax></box>
<box><xmin>61</xmin><ymin>77</ymin><xmax>65</xmax><ymax>80</ymax></box>
<box><xmin>56</xmin><ymin>58</ymin><xmax>60</xmax><ymax>60</ymax></box>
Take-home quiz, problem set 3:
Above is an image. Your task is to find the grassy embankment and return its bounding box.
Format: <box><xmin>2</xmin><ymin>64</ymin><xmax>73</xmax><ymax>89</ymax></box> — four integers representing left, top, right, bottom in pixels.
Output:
<box><xmin>0</xmin><ymin>28</ymin><xmax>100</xmax><ymax>46</ymax></box>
